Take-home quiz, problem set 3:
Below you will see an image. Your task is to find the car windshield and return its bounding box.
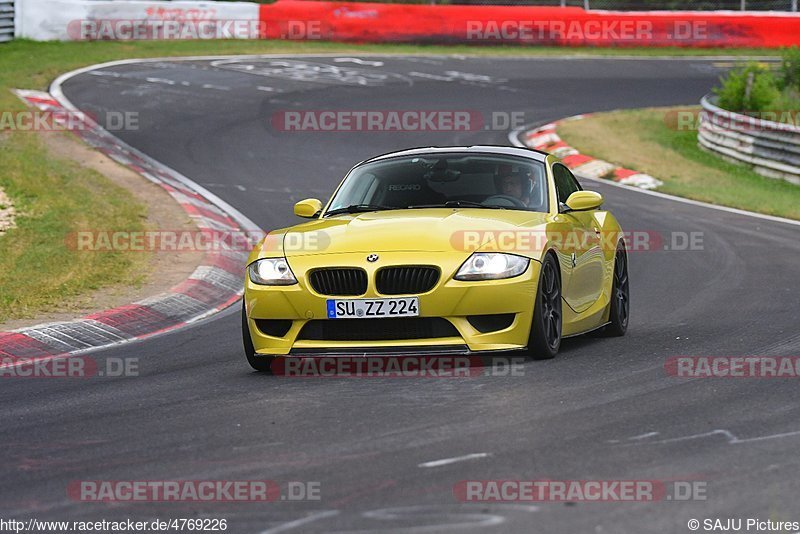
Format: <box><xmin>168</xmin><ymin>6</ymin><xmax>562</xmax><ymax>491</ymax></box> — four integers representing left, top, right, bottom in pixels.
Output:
<box><xmin>325</xmin><ymin>153</ymin><xmax>548</xmax><ymax>216</ymax></box>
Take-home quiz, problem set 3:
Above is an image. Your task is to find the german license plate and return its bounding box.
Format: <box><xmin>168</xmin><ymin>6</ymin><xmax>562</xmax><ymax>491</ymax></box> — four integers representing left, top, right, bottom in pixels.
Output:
<box><xmin>326</xmin><ymin>297</ymin><xmax>419</xmax><ymax>319</ymax></box>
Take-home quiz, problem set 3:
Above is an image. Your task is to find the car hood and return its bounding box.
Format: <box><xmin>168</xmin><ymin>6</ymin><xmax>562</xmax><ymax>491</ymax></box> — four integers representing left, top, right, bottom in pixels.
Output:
<box><xmin>271</xmin><ymin>208</ymin><xmax>550</xmax><ymax>257</ymax></box>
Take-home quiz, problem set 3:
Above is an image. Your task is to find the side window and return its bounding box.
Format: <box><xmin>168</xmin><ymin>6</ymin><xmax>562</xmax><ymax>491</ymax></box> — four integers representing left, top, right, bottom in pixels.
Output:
<box><xmin>553</xmin><ymin>164</ymin><xmax>582</xmax><ymax>205</ymax></box>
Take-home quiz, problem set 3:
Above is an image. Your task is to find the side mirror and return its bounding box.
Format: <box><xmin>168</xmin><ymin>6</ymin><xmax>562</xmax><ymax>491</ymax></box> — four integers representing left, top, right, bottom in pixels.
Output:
<box><xmin>565</xmin><ymin>191</ymin><xmax>603</xmax><ymax>212</ymax></box>
<box><xmin>294</xmin><ymin>198</ymin><xmax>323</xmax><ymax>218</ymax></box>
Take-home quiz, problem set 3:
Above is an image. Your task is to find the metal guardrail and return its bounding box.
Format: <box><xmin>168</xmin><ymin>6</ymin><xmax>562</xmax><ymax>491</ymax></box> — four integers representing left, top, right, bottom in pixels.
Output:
<box><xmin>0</xmin><ymin>0</ymin><xmax>13</xmax><ymax>43</ymax></box>
<box><xmin>698</xmin><ymin>94</ymin><xmax>800</xmax><ymax>185</ymax></box>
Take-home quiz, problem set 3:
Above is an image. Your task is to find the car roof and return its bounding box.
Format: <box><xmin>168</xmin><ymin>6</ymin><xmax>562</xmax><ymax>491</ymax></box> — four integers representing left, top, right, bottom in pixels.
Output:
<box><xmin>362</xmin><ymin>145</ymin><xmax>549</xmax><ymax>165</ymax></box>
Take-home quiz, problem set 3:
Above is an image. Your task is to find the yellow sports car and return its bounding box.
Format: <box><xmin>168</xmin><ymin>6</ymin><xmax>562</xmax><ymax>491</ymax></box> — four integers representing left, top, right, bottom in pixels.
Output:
<box><xmin>243</xmin><ymin>146</ymin><xmax>629</xmax><ymax>371</ymax></box>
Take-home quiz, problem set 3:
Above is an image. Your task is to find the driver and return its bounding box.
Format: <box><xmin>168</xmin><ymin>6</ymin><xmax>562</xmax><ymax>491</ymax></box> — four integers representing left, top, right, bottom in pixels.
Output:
<box><xmin>498</xmin><ymin>171</ymin><xmax>532</xmax><ymax>206</ymax></box>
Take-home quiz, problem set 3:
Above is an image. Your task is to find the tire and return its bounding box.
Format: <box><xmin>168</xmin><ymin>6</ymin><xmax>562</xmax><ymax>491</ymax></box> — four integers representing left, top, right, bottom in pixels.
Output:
<box><xmin>525</xmin><ymin>253</ymin><xmax>562</xmax><ymax>360</ymax></box>
<box><xmin>603</xmin><ymin>244</ymin><xmax>630</xmax><ymax>337</ymax></box>
<box><xmin>242</xmin><ymin>301</ymin><xmax>274</xmax><ymax>373</ymax></box>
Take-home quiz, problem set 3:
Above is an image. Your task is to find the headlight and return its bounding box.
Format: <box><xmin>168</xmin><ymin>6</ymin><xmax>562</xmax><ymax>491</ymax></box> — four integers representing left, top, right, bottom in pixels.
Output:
<box><xmin>454</xmin><ymin>253</ymin><xmax>529</xmax><ymax>281</ymax></box>
<box><xmin>248</xmin><ymin>258</ymin><xmax>297</xmax><ymax>285</ymax></box>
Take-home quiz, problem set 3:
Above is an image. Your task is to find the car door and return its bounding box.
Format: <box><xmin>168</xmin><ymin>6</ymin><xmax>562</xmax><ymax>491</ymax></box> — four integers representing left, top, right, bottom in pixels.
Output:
<box><xmin>552</xmin><ymin>164</ymin><xmax>605</xmax><ymax>313</ymax></box>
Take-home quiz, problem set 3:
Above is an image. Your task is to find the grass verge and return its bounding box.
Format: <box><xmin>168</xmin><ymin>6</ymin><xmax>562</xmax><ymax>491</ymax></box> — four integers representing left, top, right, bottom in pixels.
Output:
<box><xmin>0</xmin><ymin>39</ymin><xmax>787</xmax><ymax>323</ymax></box>
<box><xmin>0</xmin><ymin>132</ymin><xmax>149</xmax><ymax>322</ymax></box>
<box><xmin>556</xmin><ymin>106</ymin><xmax>800</xmax><ymax>220</ymax></box>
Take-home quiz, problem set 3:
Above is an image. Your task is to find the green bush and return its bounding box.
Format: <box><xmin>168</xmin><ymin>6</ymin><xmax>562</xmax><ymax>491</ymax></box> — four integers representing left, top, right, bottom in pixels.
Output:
<box><xmin>714</xmin><ymin>63</ymin><xmax>780</xmax><ymax>113</ymax></box>
<box><xmin>713</xmin><ymin>48</ymin><xmax>800</xmax><ymax>119</ymax></box>
<box><xmin>779</xmin><ymin>45</ymin><xmax>800</xmax><ymax>92</ymax></box>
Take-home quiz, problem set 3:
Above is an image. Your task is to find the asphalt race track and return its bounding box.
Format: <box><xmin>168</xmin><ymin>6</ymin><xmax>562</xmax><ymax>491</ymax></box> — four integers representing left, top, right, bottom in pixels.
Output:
<box><xmin>3</xmin><ymin>56</ymin><xmax>800</xmax><ymax>533</ymax></box>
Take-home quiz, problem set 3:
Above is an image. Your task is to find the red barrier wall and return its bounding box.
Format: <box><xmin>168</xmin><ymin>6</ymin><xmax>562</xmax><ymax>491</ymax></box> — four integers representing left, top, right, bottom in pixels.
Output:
<box><xmin>259</xmin><ymin>1</ymin><xmax>800</xmax><ymax>48</ymax></box>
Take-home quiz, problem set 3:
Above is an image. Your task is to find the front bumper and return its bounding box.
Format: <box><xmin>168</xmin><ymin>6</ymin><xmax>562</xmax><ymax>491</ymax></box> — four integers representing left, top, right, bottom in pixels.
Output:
<box><xmin>244</xmin><ymin>252</ymin><xmax>540</xmax><ymax>355</ymax></box>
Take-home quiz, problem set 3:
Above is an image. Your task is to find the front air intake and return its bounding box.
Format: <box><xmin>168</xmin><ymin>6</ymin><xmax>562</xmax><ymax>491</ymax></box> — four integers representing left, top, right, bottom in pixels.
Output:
<box><xmin>297</xmin><ymin>318</ymin><xmax>459</xmax><ymax>341</ymax></box>
<box><xmin>376</xmin><ymin>266</ymin><xmax>440</xmax><ymax>295</ymax></box>
<box><xmin>308</xmin><ymin>268</ymin><xmax>367</xmax><ymax>296</ymax></box>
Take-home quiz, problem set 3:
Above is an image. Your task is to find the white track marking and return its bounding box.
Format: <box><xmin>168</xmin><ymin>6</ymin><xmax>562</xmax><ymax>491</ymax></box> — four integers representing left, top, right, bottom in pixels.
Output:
<box><xmin>145</xmin><ymin>77</ymin><xmax>175</xmax><ymax>85</ymax></box>
<box><xmin>622</xmin><ymin>429</ymin><xmax>800</xmax><ymax>446</ymax></box>
<box><xmin>409</xmin><ymin>71</ymin><xmax>454</xmax><ymax>81</ymax></box>
<box><xmin>443</xmin><ymin>70</ymin><xmax>507</xmax><ymax>84</ymax></box>
<box><xmin>210</xmin><ymin>58</ymin><xmax>405</xmax><ymax>87</ymax></box>
<box><xmin>259</xmin><ymin>510</ymin><xmax>340</xmax><ymax>534</ymax></box>
<box><xmin>328</xmin><ymin>504</ymin><xmax>538</xmax><ymax>533</ymax></box>
<box><xmin>509</xmin><ymin>123</ymin><xmax>800</xmax><ymax>227</ymax></box>
<box><xmin>630</xmin><ymin>432</ymin><xmax>661</xmax><ymax>441</ymax></box>
<box><xmin>482</xmin><ymin>504</ymin><xmax>539</xmax><ymax>512</ymax></box>
<box><xmin>334</xmin><ymin>57</ymin><xmax>385</xmax><ymax>67</ymax></box>
<box><xmin>88</xmin><ymin>70</ymin><xmax>121</xmax><ymax>78</ymax></box>
<box><xmin>357</xmin><ymin>506</ymin><xmax>505</xmax><ymax>532</ymax></box>
<box><xmin>418</xmin><ymin>452</ymin><xmax>490</xmax><ymax>468</ymax></box>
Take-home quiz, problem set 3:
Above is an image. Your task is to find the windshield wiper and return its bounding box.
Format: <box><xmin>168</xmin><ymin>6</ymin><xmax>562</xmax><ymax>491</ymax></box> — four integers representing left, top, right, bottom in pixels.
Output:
<box><xmin>407</xmin><ymin>200</ymin><xmax>507</xmax><ymax>210</ymax></box>
<box><xmin>325</xmin><ymin>204</ymin><xmax>397</xmax><ymax>217</ymax></box>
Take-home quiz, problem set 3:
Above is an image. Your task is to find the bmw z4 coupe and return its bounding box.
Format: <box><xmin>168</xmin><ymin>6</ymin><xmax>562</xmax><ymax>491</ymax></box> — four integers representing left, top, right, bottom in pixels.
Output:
<box><xmin>243</xmin><ymin>146</ymin><xmax>630</xmax><ymax>371</ymax></box>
